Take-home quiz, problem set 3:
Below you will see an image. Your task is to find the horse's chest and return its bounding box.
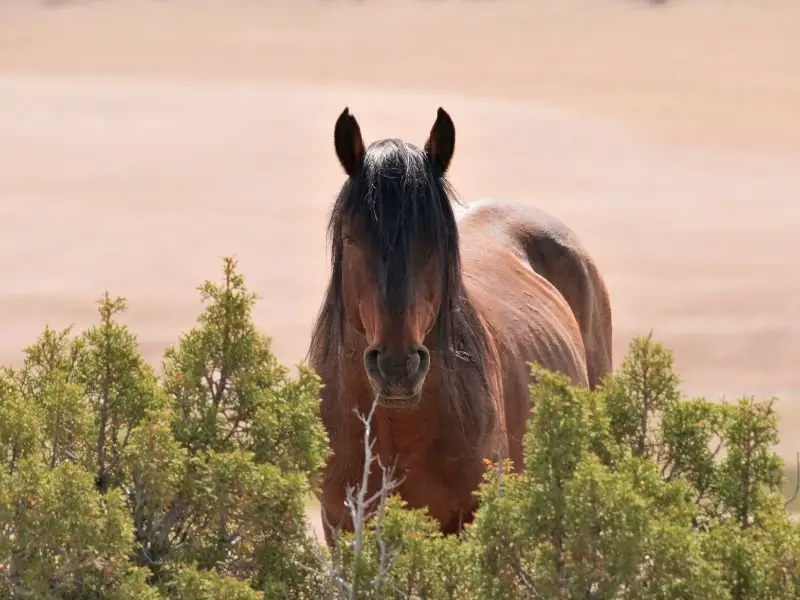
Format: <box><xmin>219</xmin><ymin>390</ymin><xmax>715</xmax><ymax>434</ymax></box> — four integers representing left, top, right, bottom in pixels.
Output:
<box><xmin>367</xmin><ymin>410</ymin><xmax>490</xmax><ymax>522</ymax></box>
<box><xmin>372</xmin><ymin>433</ymin><xmax>482</xmax><ymax>515</ymax></box>
<box><xmin>391</xmin><ymin>451</ymin><xmax>484</xmax><ymax>531</ymax></box>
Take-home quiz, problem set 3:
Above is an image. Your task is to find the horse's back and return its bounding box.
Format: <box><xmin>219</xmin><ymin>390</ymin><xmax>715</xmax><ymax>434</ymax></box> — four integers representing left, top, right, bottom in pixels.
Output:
<box><xmin>457</xmin><ymin>199</ymin><xmax>613</xmax><ymax>389</ymax></box>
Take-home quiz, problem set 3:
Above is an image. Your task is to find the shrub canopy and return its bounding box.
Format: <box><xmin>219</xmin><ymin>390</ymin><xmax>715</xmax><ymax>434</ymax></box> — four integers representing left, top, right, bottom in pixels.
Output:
<box><xmin>0</xmin><ymin>258</ymin><xmax>797</xmax><ymax>599</ymax></box>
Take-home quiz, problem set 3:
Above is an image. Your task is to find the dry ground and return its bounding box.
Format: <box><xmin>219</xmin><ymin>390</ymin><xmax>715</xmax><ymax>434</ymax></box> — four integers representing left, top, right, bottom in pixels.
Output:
<box><xmin>0</xmin><ymin>0</ymin><xmax>798</xmax><ymax>537</ymax></box>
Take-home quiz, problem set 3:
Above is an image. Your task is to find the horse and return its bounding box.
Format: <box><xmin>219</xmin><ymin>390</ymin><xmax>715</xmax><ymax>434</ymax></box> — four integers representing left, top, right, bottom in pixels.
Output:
<box><xmin>308</xmin><ymin>107</ymin><xmax>612</xmax><ymax>547</ymax></box>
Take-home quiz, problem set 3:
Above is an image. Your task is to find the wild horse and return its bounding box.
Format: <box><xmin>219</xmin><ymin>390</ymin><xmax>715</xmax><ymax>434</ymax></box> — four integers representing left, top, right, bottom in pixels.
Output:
<box><xmin>308</xmin><ymin>107</ymin><xmax>612</xmax><ymax>547</ymax></box>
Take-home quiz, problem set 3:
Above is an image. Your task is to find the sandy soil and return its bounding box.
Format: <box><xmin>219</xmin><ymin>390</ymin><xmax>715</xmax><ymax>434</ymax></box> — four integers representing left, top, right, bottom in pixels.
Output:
<box><xmin>1</xmin><ymin>0</ymin><xmax>798</xmax><ymax>537</ymax></box>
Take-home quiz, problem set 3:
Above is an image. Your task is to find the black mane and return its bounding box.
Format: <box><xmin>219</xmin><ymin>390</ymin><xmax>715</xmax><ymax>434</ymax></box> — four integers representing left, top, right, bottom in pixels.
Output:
<box><xmin>308</xmin><ymin>138</ymin><xmax>492</xmax><ymax>434</ymax></box>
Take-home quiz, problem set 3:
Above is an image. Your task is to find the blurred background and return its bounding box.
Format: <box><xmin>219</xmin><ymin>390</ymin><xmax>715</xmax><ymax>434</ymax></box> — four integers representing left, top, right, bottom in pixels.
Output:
<box><xmin>0</xmin><ymin>0</ymin><xmax>797</xmax><ymax>462</ymax></box>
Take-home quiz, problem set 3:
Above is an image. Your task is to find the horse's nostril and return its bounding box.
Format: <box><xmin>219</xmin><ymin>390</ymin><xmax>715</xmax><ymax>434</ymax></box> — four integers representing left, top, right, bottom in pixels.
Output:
<box><xmin>364</xmin><ymin>348</ymin><xmax>381</xmax><ymax>378</ymax></box>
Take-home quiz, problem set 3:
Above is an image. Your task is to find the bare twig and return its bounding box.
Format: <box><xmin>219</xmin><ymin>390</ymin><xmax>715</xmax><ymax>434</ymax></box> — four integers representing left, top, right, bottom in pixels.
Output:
<box><xmin>307</xmin><ymin>397</ymin><xmax>407</xmax><ymax>598</ymax></box>
<box><xmin>344</xmin><ymin>400</ymin><xmax>380</xmax><ymax>600</ymax></box>
<box><xmin>372</xmin><ymin>456</ymin><xmax>404</xmax><ymax>599</ymax></box>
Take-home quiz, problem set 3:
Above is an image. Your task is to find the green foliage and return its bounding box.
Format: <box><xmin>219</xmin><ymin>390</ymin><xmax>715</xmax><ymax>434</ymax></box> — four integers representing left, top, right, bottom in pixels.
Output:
<box><xmin>1</xmin><ymin>260</ymin><xmax>798</xmax><ymax>599</ymax></box>
<box><xmin>0</xmin><ymin>460</ymin><xmax>134</xmax><ymax>598</ymax></box>
<box><xmin>466</xmin><ymin>358</ymin><xmax>726</xmax><ymax>600</ymax></box>
<box><xmin>0</xmin><ymin>258</ymin><xmax>327</xmax><ymax>599</ymax></box>
<box><xmin>322</xmin><ymin>495</ymin><xmax>473</xmax><ymax>599</ymax></box>
<box><xmin>160</xmin><ymin>564</ymin><xmax>264</xmax><ymax>600</ymax></box>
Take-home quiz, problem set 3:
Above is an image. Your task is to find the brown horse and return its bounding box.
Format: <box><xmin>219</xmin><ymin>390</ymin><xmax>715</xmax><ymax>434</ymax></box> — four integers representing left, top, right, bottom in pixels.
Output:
<box><xmin>308</xmin><ymin>107</ymin><xmax>612</xmax><ymax>547</ymax></box>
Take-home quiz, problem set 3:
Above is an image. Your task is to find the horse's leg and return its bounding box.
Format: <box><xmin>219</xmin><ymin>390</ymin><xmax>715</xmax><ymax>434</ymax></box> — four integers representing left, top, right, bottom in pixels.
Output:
<box><xmin>440</xmin><ymin>503</ymin><xmax>477</xmax><ymax>536</ymax></box>
<box><xmin>319</xmin><ymin>502</ymin><xmax>350</xmax><ymax>549</ymax></box>
<box><xmin>318</xmin><ymin>461</ymin><xmax>356</xmax><ymax>548</ymax></box>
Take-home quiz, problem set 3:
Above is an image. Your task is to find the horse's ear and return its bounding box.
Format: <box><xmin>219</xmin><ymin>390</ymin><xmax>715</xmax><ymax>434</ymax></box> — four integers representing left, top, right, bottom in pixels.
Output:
<box><xmin>424</xmin><ymin>107</ymin><xmax>455</xmax><ymax>174</ymax></box>
<box><xmin>334</xmin><ymin>107</ymin><xmax>365</xmax><ymax>177</ymax></box>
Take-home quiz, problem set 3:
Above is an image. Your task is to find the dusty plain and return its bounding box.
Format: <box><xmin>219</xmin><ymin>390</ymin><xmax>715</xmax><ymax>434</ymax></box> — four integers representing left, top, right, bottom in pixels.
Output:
<box><xmin>1</xmin><ymin>0</ymin><xmax>798</xmax><ymax>534</ymax></box>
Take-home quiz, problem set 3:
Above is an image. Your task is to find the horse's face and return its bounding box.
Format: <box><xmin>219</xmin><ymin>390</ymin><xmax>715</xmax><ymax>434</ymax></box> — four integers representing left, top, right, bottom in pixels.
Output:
<box><xmin>332</xmin><ymin>107</ymin><xmax>457</xmax><ymax>408</ymax></box>
<box><xmin>340</xmin><ymin>219</ymin><xmax>440</xmax><ymax>406</ymax></box>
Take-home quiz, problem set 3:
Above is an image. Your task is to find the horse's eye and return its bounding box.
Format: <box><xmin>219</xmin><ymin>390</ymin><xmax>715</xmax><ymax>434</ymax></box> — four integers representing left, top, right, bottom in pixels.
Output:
<box><xmin>343</xmin><ymin>234</ymin><xmax>358</xmax><ymax>247</ymax></box>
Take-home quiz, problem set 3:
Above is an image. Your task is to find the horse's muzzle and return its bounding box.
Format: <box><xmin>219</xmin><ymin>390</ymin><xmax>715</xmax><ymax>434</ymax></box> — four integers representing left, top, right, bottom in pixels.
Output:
<box><xmin>363</xmin><ymin>344</ymin><xmax>430</xmax><ymax>407</ymax></box>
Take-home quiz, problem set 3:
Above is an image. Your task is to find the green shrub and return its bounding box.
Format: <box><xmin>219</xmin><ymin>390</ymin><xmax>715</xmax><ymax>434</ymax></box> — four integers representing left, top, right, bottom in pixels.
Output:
<box><xmin>0</xmin><ymin>260</ymin><xmax>797</xmax><ymax>599</ymax></box>
<box><xmin>0</xmin><ymin>258</ymin><xmax>325</xmax><ymax>599</ymax></box>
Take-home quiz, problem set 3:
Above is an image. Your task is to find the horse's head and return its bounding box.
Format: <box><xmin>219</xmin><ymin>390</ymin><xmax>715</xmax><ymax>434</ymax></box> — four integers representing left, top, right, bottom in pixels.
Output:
<box><xmin>329</xmin><ymin>107</ymin><xmax>460</xmax><ymax>408</ymax></box>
